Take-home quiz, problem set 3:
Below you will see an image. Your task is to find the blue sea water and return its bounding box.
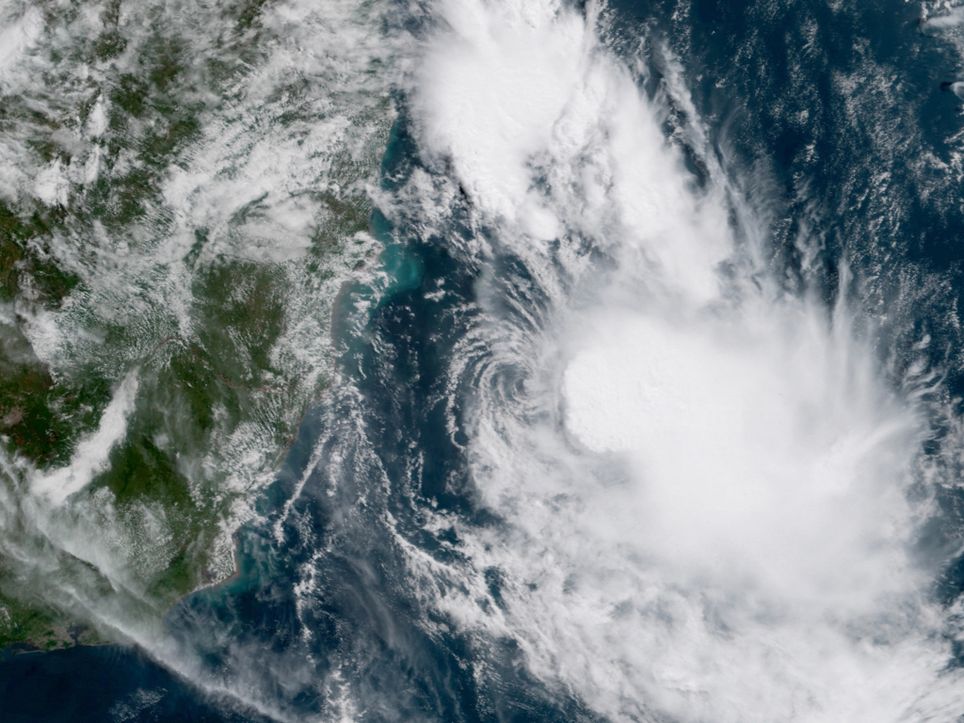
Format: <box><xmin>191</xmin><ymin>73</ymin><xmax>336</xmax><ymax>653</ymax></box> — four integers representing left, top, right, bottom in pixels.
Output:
<box><xmin>0</xmin><ymin>645</ymin><xmax>270</xmax><ymax>723</ymax></box>
<box><xmin>3</xmin><ymin>0</ymin><xmax>964</xmax><ymax>720</ymax></box>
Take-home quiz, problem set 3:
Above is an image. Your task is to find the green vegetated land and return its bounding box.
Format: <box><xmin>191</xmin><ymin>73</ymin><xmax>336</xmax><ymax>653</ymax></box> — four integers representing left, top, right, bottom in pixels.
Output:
<box><xmin>0</xmin><ymin>0</ymin><xmax>385</xmax><ymax>650</ymax></box>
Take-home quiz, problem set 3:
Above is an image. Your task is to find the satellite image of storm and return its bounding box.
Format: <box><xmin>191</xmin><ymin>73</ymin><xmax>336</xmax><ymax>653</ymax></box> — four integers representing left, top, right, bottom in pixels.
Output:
<box><xmin>1</xmin><ymin>0</ymin><xmax>964</xmax><ymax>721</ymax></box>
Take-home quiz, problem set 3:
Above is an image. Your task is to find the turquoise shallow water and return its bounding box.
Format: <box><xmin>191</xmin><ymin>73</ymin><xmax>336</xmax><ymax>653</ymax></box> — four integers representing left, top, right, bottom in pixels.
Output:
<box><xmin>3</xmin><ymin>0</ymin><xmax>964</xmax><ymax>720</ymax></box>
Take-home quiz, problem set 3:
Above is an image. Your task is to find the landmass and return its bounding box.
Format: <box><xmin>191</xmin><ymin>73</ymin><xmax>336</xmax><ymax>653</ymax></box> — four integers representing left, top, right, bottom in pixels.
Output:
<box><xmin>0</xmin><ymin>0</ymin><xmax>390</xmax><ymax>649</ymax></box>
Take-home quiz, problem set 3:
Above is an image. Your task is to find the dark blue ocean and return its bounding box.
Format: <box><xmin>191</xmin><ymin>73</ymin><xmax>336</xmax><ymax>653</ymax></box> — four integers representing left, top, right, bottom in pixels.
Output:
<box><xmin>2</xmin><ymin>0</ymin><xmax>963</xmax><ymax>720</ymax></box>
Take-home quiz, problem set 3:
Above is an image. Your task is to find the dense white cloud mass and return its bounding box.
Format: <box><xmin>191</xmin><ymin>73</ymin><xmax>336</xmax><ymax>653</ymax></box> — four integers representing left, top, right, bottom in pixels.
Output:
<box><xmin>404</xmin><ymin>1</ymin><xmax>964</xmax><ymax>720</ymax></box>
<box><xmin>1</xmin><ymin>0</ymin><xmax>961</xmax><ymax>718</ymax></box>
